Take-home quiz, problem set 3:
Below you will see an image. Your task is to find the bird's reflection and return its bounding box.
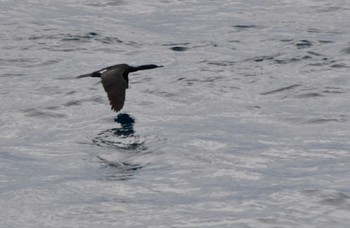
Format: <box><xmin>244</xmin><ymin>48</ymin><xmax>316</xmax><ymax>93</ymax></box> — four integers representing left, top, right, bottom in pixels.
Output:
<box><xmin>92</xmin><ymin>113</ymin><xmax>146</xmax><ymax>151</ymax></box>
<box><xmin>113</xmin><ymin>113</ymin><xmax>136</xmax><ymax>136</ymax></box>
<box><xmin>92</xmin><ymin>113</ymin><xmax>146</xmax><ymax>180</ymax></box>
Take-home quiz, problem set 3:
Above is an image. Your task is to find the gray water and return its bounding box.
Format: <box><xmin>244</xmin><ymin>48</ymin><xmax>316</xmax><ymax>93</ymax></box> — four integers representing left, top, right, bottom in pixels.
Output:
<box><xmin>1</xmin><ymin>0</ymin><xmax>350</xmax><ymax>227</ymax></box>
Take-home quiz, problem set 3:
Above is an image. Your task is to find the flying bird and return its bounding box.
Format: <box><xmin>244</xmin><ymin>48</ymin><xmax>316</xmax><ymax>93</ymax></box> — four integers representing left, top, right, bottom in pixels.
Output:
<box><xmin>77</xmin><ymin>64</ymin><xmax>163</xmax><ymax>112</ymax></box>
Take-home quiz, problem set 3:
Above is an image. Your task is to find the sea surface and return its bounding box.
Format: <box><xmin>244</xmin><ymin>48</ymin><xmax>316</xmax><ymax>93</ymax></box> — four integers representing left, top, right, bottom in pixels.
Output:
<box><xmin>1</xmin><ymin>0</ymin><xmax>350</xmax><ymax>227</ymax></box>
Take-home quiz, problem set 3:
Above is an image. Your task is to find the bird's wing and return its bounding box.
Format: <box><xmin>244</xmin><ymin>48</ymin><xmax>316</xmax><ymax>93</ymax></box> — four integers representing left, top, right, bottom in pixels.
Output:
<box><xmin>77</xmin><ymin>64</ymin><xmax>129</xmax><ymax>78</ymax></box>
<box><xmin>98</xmin><ymin>64</ymin><xmax>127</xmax><ymax>75</ymax></box>
<box><xmin>101</xmin><ymin>70</ymin><xmax>128</xmax><ymax>112</ymax></box>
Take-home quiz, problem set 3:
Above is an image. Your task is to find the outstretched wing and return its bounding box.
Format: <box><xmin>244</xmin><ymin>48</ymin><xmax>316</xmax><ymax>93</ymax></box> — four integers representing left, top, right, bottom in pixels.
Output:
<box><xmin>100</xmin><ymin>69</ymin><xmax>128</xmax><ymax>112</ymax></box>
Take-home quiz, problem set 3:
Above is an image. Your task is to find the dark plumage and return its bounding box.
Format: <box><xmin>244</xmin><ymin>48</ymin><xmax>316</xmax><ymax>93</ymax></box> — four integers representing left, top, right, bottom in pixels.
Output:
<box><xmin>77</xmin><ymin>64</ymin><xmax>163</xmax><ymax>112</ymax></box>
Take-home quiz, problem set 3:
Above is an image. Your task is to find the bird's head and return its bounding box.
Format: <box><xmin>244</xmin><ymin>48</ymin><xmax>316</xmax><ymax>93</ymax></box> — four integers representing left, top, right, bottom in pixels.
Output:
<box><xmin>127</xmin><ymin>64</ymin><xmax>163</xmax><ymax>73</ymax></box>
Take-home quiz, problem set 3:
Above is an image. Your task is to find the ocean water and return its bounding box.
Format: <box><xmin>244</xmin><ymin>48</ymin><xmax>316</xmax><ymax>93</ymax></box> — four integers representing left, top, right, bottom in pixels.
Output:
<box><xmin>1</xmin><ymin>0</ymin><xmax>350</xmax><ymax>227</ymax></box>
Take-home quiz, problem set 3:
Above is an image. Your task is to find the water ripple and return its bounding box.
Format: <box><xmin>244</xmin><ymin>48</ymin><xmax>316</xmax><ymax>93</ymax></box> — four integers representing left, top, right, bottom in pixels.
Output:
<box><xmin>22</xmin><ymin>108</ymin><xmax>67</xmax><ymax>118</ymax></box>
<box><xmin>97</xmin><ymin>155</ymin><xmax>142</xmax><ymax>181</ymax></box>
<box><xmin>260</xmin><ymin>84</ymin><xmax>301</xmax><ymax>95</ymax></box>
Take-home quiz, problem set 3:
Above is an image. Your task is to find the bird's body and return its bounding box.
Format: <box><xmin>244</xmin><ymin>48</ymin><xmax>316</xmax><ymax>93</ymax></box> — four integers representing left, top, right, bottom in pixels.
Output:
<box><xmin>78</xmin><ymin>64</ymin><xmax>162</xmax><ymax>112</ymax></box>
